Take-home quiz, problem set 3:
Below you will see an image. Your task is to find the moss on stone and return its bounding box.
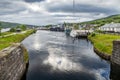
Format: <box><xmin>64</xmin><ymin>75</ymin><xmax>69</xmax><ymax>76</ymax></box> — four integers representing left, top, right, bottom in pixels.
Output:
<box><xmin>23</xmin><ymin>46</ymin><xmax>29</xmax><ymax>63</ymax></box>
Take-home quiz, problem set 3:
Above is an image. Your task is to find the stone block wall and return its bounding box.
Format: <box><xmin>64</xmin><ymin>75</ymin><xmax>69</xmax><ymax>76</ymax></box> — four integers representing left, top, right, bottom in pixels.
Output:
<box><xmin>111</xmin><ymin>40</ymin><xmax>120</xmax><ymax>65</ymax></box>
<box><xmin>0</xmin><ymin>43</ymin><xmax>26</xmax><ymax>80</ymax></box>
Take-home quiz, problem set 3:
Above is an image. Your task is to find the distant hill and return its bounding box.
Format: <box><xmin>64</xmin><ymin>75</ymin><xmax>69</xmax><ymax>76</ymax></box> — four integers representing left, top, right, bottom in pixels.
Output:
<box><xmin>0</xmin><ymin>21</ymin><xmax>21</xmax><ymax>28</ymax></box>
<box><xmin>79</xmin><ymin>14</ymin><xmax>120</xmax><ymax>28</ymax></box>
<box><xmin>0</xmin><ymin>21</ymin><xmax>38</xmax><ymax>28</ymax></box>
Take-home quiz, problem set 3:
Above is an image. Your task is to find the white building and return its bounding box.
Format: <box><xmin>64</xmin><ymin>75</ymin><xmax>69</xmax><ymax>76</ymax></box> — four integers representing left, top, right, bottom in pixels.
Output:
<box><xmin>99</xmin><ymin>23</ymin><xmax>120</xmax><ymax>32</ymax></box>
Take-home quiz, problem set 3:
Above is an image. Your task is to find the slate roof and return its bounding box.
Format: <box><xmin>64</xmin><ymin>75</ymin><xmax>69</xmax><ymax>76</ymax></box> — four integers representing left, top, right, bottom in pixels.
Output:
<box><xmin>101</xmin><ymin>23</ymin><xmax>120</xmax><ymax>28</ymax></box>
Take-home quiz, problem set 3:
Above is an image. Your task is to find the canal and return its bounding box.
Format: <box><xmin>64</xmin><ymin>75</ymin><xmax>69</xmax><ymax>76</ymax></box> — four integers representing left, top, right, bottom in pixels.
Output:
<box><xmin>22</xmin><ymin>30</ymin><xmax>110</xmax><ymax>80</ymax></box>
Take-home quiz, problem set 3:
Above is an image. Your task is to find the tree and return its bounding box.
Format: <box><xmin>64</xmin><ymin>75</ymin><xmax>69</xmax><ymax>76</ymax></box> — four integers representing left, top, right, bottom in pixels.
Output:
<box><xmin>0</xmin><ymin>23</ymin><xmax>2</xmax><ymax>36</ymax></box>
<box><xmin>45</xmin><ymin>25</ymin><xmax>52</xmax><ymax>29</ymax></box>
<box><xmin>74</xmin><ymin>24</ymin><xmax>79</xmax><ymax>30</ymax></box>
<box><xmin>10</xmin><ymin>28</ymin><xmax>16</xmax><ymax>32</ymax></box>
<box><xmin>64</xmin><ymin>22</ymin><xmax>67</xmax><ymax>27</ymax></box>
<box><xmin>20</xmin><ymin>25</ymin><xmax>27</xmax><ymax>31</ymax></box>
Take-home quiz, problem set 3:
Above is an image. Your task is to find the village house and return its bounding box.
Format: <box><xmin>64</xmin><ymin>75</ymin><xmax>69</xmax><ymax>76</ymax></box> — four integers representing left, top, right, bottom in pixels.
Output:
<box><xmin>79</xmin><ymin>24</ymin><xmax>97</xmax><ymax>30</ymax></box>
<box><xmin>99</xmin><ymin>23</ymin><xmax>120</xmax><ymax>33</ymax></box>
<box><xmin>16</xmin><ymin>28</ymin><xmax>22</xmax><ymax>32</ymax></box>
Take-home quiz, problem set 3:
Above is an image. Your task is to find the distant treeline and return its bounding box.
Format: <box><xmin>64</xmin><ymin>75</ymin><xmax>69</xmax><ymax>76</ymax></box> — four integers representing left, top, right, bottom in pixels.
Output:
<box><xmin>9</xmin><ymin>25</ymin><xmax>27</xmax><ymax>32</ymax></box>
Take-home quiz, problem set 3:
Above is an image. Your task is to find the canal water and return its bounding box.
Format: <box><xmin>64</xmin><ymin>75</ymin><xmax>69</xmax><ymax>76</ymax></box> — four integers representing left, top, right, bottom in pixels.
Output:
<box><xmin>22</xmin><ymin>30</ymin><xmax>110</xmax><ymax>80</ymax></box>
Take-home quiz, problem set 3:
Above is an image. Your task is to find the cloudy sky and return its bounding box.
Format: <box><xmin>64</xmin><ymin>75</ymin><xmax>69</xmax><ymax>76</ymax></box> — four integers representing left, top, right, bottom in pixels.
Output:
<box><xmin>0</xmin><ymin>0</ymin><xmax>120</xmax><ymax>25</ymax></box>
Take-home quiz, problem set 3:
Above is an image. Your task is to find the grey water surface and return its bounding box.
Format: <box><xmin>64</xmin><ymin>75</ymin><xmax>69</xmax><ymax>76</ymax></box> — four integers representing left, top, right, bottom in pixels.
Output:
<box><xmin>22</xmin><ymin>30</ymin><xmax>110</xmax><ymax>80</ymax></box>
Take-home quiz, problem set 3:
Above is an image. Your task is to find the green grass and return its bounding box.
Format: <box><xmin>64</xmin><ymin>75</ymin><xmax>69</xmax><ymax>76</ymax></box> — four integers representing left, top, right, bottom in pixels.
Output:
<box><xmin>88</xmin><ymin>33</ymin><xmax>120</xmax><ymax>55</ymax></box>
<box><xmin>0</xmin><ymin>31</ymin><xmax>13</xmax><ymax>36</ymax></box>
<box><xmin>0</xmin><ymin>29</ymin><xmax>35</xmax><ymax>63</ymax></box>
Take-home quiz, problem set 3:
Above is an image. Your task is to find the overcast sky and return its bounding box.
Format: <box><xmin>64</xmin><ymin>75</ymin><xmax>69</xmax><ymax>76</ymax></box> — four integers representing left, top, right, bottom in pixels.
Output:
<box><xmin>0</xmin><ymin>0</ymin><xmax>120</xmax><ymax>25</ymax></box>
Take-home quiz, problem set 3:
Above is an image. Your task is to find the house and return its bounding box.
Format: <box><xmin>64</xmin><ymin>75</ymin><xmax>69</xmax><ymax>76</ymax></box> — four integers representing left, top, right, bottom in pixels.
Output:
<box><xmin>79</xmin><ymin>25</ymin><xmax>83</xmax><ymax>30</ymax></box>
<box><xmin>80</xmin><ymin>24</ymin><xmax>97</xmax><ymax>30</ymax></box>
<box><xmin>99</xmin><ymin>23</ymin><xmax>120</xmax><ymax>33</ymax></box>
<box><xmin>16</xmin><ymin>28</ymin><xmax>22</xmax><ymax>32</ymax></box>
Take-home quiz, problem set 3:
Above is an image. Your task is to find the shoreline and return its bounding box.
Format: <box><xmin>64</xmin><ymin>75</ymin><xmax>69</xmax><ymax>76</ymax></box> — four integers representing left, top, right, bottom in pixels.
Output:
<box><xmin>88</xmin><ymin>38</ymin><xmax>111</xmax><ymax>61</ymax></box>
<box><xmin>20</xmin><ymin>30</ymin><xmax>36</xmax><ymax>80</ymax></box>
<box><xmin>88</xmin><ymin>35</ymin><xmax>112</xmax><ymax>61</ymax></box>
<box><xmin>93</xmin><ymin>47</ymin><xmax>111</xmax><ymax>61</ymax></box>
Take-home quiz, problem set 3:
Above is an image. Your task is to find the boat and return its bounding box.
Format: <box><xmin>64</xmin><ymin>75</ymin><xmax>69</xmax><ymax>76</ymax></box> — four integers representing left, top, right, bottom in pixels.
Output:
<box><xmin>70</xmin><ymin>30</ymin><xmax>77</xmax><ymax>38</ymax></box>
<box><xmin>65</xmin><ymin>28</ymin><xmax>72</xmax><ymax>36</ymax></box>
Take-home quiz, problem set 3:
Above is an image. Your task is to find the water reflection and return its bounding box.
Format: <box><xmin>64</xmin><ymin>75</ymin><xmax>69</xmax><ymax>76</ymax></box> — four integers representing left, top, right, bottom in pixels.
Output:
<box><xmin>22</xmin><ymin>30</ymin><xmax>110</xmax><ymax>80</ymax></box>
<box><xmin>43</xmin><ymin>48</ymin><xmax>81</xmax><ymax>71</ymax></box>
<box><xmin>33</xmin><ymin>35</ymin><xmax>42</xmax><ymax>50</ymax></box>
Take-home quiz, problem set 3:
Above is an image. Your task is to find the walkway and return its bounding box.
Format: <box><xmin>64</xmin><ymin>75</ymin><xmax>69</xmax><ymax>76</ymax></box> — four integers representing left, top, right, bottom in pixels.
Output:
<box><xmin>0</xmin><ymin>31</ymin><xmax>27</xmax><ymax>38</ymax></box>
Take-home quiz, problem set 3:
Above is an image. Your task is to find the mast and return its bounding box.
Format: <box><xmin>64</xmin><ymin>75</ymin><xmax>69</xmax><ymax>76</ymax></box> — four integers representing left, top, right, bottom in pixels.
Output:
<box><xmin>73</xmin><ymin>0</ymin><xmax>75</xmax><ymax>29</ymax></box>
<box><xmin>73</xmin><ymin>0</ymin><xmax>75</xmax><ymax>17</ymax></box>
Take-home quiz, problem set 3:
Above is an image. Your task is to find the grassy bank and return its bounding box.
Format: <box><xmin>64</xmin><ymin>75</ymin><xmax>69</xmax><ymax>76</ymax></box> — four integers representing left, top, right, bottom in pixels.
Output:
<box><xmin>0</xmin><ymin>29</ymin><xmax>36</xmax><ymax>62</ymax></box>
<box><xmin>88</xmin><ymin>33</ymin><xmax>120</xmax><ymax>55</ymax></box>
<box><xmin>0</xmin><ymin>32</ymin><xmax>13</xmax><ymax>36</ymax></box>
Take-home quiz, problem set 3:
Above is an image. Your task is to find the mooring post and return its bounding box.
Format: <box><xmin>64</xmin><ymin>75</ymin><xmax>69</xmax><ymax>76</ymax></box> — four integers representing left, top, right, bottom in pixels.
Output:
<box><xmin>110</xmin><ymin>40</ymin><xmax>120</xmax><ymax>80</ymax></box>
<box><xmin>111</xmin><ymin>40</ymin><xmax>120</xmax><ymax>65</ymax></box>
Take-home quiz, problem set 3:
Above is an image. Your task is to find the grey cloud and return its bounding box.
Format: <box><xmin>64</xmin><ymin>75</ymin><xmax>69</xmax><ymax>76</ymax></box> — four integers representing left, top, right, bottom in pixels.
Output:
<box><xmin>0</xmin><ymin>1</ymin><xmax>11</xmax><ymax>8</ymax></box>
<box><xmin>0</xmin><ymin>0</ymin><xmax>120</xmax><ymax>25</ymax></box>
<box><xmin>24</xmin><ymin>0</ymin><xmax>45</xmax><ymax>3</ymax></box>
<box><xmin>46</xmin><ymin>4</ymin><xmax>118</xmax><ymax>15</ymax></box>
<box><xmin>0</xmin><ymin>1</ymin><xmax>27</xmax><ymax>15</ymax></box>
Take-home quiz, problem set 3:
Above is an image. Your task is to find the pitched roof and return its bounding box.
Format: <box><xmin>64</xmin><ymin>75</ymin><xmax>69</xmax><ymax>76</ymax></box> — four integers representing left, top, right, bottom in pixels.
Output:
<box><xmin>101</xmin><ymin>23</ymin><xmax>120</xmax><ymax>28</ymax></box>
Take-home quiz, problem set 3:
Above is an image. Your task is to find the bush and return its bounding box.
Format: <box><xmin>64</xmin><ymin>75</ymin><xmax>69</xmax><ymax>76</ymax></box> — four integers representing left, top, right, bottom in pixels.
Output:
<box><xmin>10</xmin><ymin>28</ymin><xmax>16</xmax><ymax>32</ymax></box>
<box><xmin>91</xmin><ymin>33</ymin><xmax>96</xmax><ymax>37</ymax></box>
<box><xmin>0</xmin><ymin>27</ymin><xmax>1</xmax><ymax>36</ymax></box>
<box><xmin>95</xmin><ymin>30</ymin><xmax>103</xmax><ymax>33</ymax></box>
<box><xmin>20</xmin><ymin>25</ymin><xmax>27</xmax><ymax>31</ymax></box>
<box><xmin>74</xmin><ymin>24</ymin><xmax>79</xmax><ymax>30</ymax></box>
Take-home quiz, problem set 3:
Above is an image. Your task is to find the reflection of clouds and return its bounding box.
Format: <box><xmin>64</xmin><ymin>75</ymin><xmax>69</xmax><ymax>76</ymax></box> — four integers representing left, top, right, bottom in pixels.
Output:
<box><xmin>33</xmin><ymin>36</ymin><xmax>41</xmax><ymax>50</ymax></box>
<box><xmin>94</xmin><ymin>69</ymin><xmax>109</xmax><ymax>80</ymax></box>
<box><xmin>52</xmin><ymin>36</ymin><xmax>66</xmax><ymax>41</ymax></box>
<box><xmin>43</xmin><ymin>48</ymin><xmax>83</xmax><ymax>71</ymax></box>
<box><xmin>43</xmin><ymin>47</ymin><xmax>109</xmax><ymax>80</ymax></box>
<box><xmin>47</xmin><ymin>41</ymin><xmax>74</xmax><ymax>47</ymax></box>
<box><xmin>34</xmin><ymin>43</ymin><xmax>41</xmax><ymax>50</ymax></box>
<box><xmin>23</xmin><ymin>30</ymin><xmax>110</xmax><ymax>80</ymax></box>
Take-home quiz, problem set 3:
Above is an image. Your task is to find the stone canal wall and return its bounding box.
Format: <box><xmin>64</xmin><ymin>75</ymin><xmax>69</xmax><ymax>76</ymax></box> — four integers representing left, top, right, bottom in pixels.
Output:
<box><xmin>111</xmin><ymin>40</ymin><xmax>120</xmax><ymax>65</ymax></box>
<box><xmin>0</xmin><ymin>43</ymin><xmax>26</xmax><ymax>80</ymax></box>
